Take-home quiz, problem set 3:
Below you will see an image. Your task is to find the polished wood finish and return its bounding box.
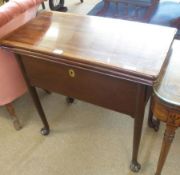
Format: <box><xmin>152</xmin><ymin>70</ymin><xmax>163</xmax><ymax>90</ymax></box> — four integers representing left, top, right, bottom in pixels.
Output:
<box><xmin>1</xmin><ymin>12</ymin><xmax>176</xmax><ymax>85</ymax></box>
<box><xmin>0</xmin><ymin>11</ymin><xmax>176</xmax><ymax>172</ymax></box>
<box><xmin>96</xmin><ymin>0</ymin><xmax>159</xmax><ymax>22</ymax></box>
<box><xmin>151</xmin><ymin>40</ymin><xmax>180</xmax><ymax>175</ymax></box>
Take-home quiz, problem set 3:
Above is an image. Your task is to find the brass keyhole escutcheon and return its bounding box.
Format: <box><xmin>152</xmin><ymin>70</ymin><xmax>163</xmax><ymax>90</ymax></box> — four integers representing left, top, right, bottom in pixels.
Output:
<box><xmin>68</xmin><ymin>69</ymin><xmax>75</xmax><ymax>78</ymax></box>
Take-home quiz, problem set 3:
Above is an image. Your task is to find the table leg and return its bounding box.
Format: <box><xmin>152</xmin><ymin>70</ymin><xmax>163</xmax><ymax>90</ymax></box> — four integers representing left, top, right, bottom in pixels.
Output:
<box><xmin>130</xmin><ymin>85</ymin><xmax>146</xmax><ymax>172</ymax></box>
<box><xmin>41</xmin><ymin>2</ymin><xmax>45</xmax><ymax>9</ymax></box>
<box><xmin>96</xmin><ymin>1</ymin><xmax>110</xmax><ymax>16</ymax></box>
<box><xmin>148</xmin><ymin>97</ymin><xmax>160</xmax><ymax>132</ymax></box>
<box><xmin>155</xmin><ymin>125</ymin><xmax>176</xmax><ymax>175</ymax></box>
<box><xmin>15</xmin><ymin>54</ymin><xmax>50</xmax><ymax>135</ymax></box>
<box><xmin>66</xmin><ymin>97</ymin><xmax>75</xmax><ymax>104</ymax></box>
<box><xmin>29</xmin><ymin>86</ymin><xmax>50</xmax><ymax>135</ymax></box>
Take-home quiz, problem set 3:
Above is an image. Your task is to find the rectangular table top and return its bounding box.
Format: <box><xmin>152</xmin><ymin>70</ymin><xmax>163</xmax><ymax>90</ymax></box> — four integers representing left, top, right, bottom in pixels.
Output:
<box><xmin>0</xmin><ymin>11</ymin><xmax>176</xmax><ymax>85</ymax></box>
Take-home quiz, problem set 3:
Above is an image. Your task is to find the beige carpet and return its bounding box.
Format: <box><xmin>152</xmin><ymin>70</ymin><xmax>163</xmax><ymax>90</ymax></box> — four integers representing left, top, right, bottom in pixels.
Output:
<box><xmin>0</xmin><ymin>1</ymin><xmax>180</xmax><ymax>175</ymax></box>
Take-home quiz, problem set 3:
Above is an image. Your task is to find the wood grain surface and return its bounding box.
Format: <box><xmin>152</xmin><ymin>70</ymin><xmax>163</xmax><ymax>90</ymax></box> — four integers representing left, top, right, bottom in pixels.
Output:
<box><xmin>0</xmin><ymin>11</ymin><xmax>176</xmax><ymax>85</ymax></box>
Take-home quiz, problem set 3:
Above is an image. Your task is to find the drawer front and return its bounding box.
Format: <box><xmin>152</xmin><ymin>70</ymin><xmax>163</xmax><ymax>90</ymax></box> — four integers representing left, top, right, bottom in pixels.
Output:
<box><xmin>22</xmin><ymin>56</ymin><xmax>138</xmax><ymax>116</ymax></box>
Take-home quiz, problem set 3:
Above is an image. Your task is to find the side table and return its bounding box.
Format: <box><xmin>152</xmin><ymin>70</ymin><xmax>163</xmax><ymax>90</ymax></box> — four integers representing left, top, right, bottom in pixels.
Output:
<box><xmin>0</xmin><ymin>11</ymin><xmax>176</xmax><ymax>172</ymax></box>
<box><xmin>151</xmin><ymin>40</ymin><xmax>180</xmax><ymax>175</ymax></box>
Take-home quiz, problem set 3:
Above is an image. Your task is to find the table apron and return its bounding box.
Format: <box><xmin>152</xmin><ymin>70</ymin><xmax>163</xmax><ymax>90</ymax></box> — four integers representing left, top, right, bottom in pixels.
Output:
<box><xmin>22</xmin><ymin>56</ymin><xmax>145</xmax><ymax>117</ymax></box>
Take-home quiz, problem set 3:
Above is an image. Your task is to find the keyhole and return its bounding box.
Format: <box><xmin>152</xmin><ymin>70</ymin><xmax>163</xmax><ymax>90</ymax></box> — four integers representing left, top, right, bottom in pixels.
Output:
<box><xmin>68</xmin><ymin>69</ymin><xmax>75</xmax><ymax>78</ymax></box>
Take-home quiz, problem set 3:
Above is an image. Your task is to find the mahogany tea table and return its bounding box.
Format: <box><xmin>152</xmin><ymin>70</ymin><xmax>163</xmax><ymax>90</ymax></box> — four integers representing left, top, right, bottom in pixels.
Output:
<box><xmin>0</xmin><ymin>11</ymin><xmax>176</xmax><ymax>172</ymax></box>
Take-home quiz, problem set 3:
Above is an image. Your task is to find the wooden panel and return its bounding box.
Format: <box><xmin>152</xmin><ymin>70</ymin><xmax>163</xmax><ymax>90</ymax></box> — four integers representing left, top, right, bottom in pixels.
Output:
<box><xmin>22</xmin><ymin>55</ymin><xmax>138</xmax><ymax>116</ymax></box>
<box><xmin>1</xmin><ymin>11</ymin><xmax>176</xmax><ymax>85</ymax></box>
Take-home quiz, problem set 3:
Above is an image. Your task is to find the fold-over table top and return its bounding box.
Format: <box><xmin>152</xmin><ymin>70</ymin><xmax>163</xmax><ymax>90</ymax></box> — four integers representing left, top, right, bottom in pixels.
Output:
<box><xmin>0</xmin><ymin>11</ymin><xmax>176</xmax><ymax>85</ymax></box>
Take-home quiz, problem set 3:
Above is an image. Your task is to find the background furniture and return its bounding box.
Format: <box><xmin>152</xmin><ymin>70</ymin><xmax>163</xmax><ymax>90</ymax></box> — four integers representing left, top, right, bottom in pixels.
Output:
<box><xmin>150</xmin><ymin>1</ymin><xmax>180</xmax><ymax>39</ymax></box>
<box><xmin>0</xmin><ymin>0</ymin><xmax>44</xmax><ymax>130</ymax></box>
<box><xmin>48</xmin><ymin>0</ymin><xmax>83</xmax><ymax>11</ymax></box>
<box><xmin>88</xmin><ymin>0</ymin><xmax>180</xmax><ymax>38</ymax></box>
<box><xmin>151</xmin><ymin>40</ymin><xmax>180</xmax><ymax>175</ymax></box>
<box><xmin>96</xmin><ymin>0</ymin><xmax>159</xmax><ymax>21</ymax></box>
